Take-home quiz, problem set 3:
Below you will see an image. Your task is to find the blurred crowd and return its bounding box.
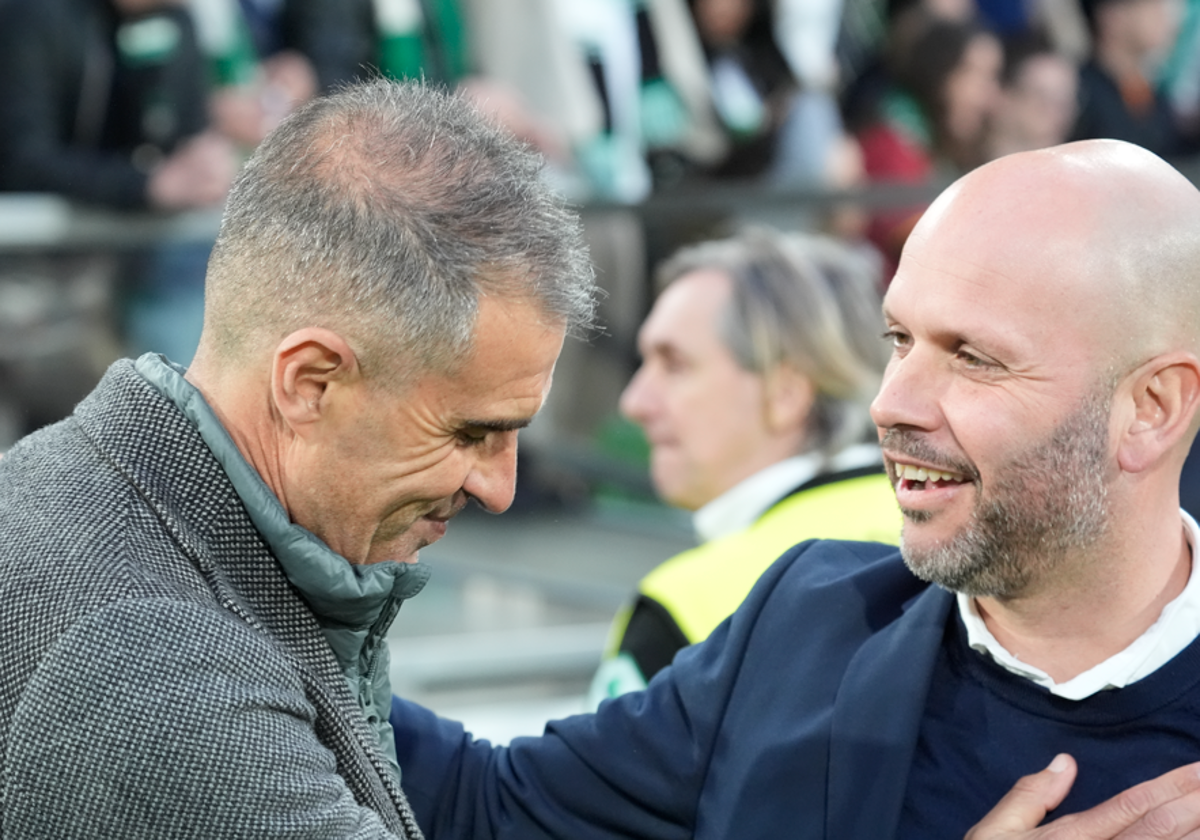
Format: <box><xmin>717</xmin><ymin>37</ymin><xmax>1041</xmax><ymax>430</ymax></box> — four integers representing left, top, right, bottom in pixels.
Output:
<box><xmin>4</xmin><ymin>0</ymin><xmax>1199</xmax><ymax>245</ymax></box>
<box><xmin>0</xmin><ymin>0</ymin><xmax>1198</xmax><ymax>443</ymax></box>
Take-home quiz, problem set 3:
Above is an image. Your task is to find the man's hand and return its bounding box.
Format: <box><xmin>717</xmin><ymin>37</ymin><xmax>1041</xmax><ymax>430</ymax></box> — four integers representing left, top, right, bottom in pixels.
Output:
<box><xmin>146</xmin><ymin>131</ymin><xmax>237</xmax><ymax>211</ymax></box>
<box><xmin>967</xmin><ymin>755</ymin><xmax>1200</xmax><ymax>839</ymax></box>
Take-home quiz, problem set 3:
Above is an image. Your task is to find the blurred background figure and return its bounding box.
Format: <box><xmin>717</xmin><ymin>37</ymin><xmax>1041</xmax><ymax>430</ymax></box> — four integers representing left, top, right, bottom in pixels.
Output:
<box><xmin>838</xmin><ymin>0</ymin><xmax>979</xmax><ymax>154</ymax></box>
<box><xmin>189</xmin><ymin>0</ymin><xmax>328</xmax><ymax>150</ymax></box>
<box><xmin>589</xmin><ymin>228</ymin><xmax>901</xmax><ymax>703</ymax></box>
<box><xmin>1160</xmin><ymin>0</ymin><xmax>1200</xmax><ymax>145</ymax></box>
<box><xmin>1071</xmin><ymin>0</ymin><xmax>1195</xmax><ymax>157</ymax></box>
<box><xmin>850</xmin><ymin>11</ymin><xmax>1002</xmax><ymax>274</ymax></box>
<box><xmin>772</xmin><ymin>0</ymin><xmax>852</xmax><ymax>179</ymax></box>
<box><xmin>683</xmin><ymin>0</ymin><xmax>830</xmax><ymax>184</ymax></box>
<box><xmin>0</xmin><ymin>0</ymin><xmax>238</xmax><ymax>438</ymax></box>
<box><xmin>0</xmin><ymin>0</ymin><xmax>236</xmax><ymax>212</ymax></box>
<box><xmin>983</xmin><ymin>29</ymin><xmax>1079</xmax><ymax>159</ymax></box>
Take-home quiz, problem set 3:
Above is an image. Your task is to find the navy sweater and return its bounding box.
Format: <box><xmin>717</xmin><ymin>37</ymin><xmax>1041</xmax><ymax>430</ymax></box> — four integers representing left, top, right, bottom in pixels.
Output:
<box><xmin>898</xmin><ymin>613</ymin><xmax>1200</xmax><ymax>837</ymax></box>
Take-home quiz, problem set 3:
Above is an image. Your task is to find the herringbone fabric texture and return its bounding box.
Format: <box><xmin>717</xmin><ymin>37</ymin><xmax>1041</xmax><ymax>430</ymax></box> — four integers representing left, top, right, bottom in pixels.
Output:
<box><xmin>0</xmin><ymin>360</ymin><xmax>423</xmax><ymax>839</ymax></box>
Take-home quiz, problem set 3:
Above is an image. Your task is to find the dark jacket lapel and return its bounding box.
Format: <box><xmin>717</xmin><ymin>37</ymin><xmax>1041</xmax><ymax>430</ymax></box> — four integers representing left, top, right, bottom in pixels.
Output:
<box><xmin>826</xmin><ymin>585</ymin><xmax>954</xmax><ymax>838</ymax></box>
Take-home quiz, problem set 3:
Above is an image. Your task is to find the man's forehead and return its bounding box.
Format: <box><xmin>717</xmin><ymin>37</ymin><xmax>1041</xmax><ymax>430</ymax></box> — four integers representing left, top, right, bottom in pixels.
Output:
<box><xmin>885</xmin><ymin>246</ymin><xmax>1113</xmax><ymax>382</ymax></box>
<box><xmin>900</xmin><ymin>174</ymin><xmax>1100</xmax><ymax>307</ymax></box>
<box><xmin>890</xmin><ymin>220</ymin><xmax>1023</xmax><ymax>304</ymax></box>
<box><xmin>641</xmin><ymin>271</ymin><xmax>730</xmax><ymax>342</ymax></box>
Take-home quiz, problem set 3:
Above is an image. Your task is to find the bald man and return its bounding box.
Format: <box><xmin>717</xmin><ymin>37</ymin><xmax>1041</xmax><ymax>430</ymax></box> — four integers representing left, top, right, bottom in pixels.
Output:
<box><xmin>391</xmin><ymin>138</ymin><xmax>1200</xmax><ymax>839</ymax></box>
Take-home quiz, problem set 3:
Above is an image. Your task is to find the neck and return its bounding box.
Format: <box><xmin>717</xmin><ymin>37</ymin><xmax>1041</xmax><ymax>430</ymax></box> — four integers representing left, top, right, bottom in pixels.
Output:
<box><xmin>975</xmin><ymin>511</ymin><xmax>1191</xmax><ymax>683</ymax></box>
<box><xmin>185</xmin><ymin>363</ymin><xmax>290</xmax><ymax>507</ymax></box>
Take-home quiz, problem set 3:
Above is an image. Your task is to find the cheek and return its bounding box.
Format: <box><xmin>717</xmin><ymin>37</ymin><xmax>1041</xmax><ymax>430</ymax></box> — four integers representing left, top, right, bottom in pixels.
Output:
<box><xmin>944</xmin><ymin>398</ymin><xmax>1032</xmax><ymax>481</ymax></box>
<box><xmin>344</xmin><ymin>432</ymin><xmax>469</xmax><ymax>506</ymax></box>
<box><xmin>393</xmin><ymin>447</ymin><xmax>472</xmax><ymax>497</ymax></box>
<box><xmin>675</xmin><ymin>375</ymin><xmax>755</xmax><ymax>444</ymax></box>
<box><xmin>691</xmin><ymin>381</ymin><xmax>770</xmax><ymax>473</ymax></box>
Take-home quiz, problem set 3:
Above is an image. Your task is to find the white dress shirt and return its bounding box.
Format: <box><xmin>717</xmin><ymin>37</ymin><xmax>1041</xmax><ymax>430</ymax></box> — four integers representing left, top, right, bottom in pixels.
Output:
<box><xmin>958</xmin><ymin>511</ymin><xmax>1200</xmax><ymax>700</ymax></box>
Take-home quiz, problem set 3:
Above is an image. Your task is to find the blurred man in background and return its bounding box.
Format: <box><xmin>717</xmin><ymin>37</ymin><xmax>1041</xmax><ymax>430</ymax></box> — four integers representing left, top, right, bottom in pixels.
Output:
<box><xmin>1072</xmin><ymin>0</ymin><xmax>1193</xmax><ymax>156</ymax></box>
<box><xmin>0</xmin><ymin>0</ymin><xmax>240</xmax><ymax>427</ymax></box>
<box><xmin>590</xmin><ymin>227</ymin><xmax>901</xmax><ymax>703</ymax></box>
<box><xmin>983</xmin><ymin>30</ymin><xmax>1079</xmax><ymax>160</ymax></box>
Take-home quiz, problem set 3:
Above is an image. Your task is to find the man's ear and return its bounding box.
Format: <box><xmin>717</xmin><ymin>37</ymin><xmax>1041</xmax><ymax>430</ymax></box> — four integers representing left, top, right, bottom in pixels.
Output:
<box><xmin>271</xmin><ymin>328</ymin><xmax>360</xmax><ymax>437</ymax></box>
<box><xmin>1116</xmin><ymin>352</ymin><xmax>1200</xmax><ymax>474</ymax></box>
<box><xmin>763</xmin><ymin>364</ymin><xmax>816</xmax><ymax>436</ymax></box>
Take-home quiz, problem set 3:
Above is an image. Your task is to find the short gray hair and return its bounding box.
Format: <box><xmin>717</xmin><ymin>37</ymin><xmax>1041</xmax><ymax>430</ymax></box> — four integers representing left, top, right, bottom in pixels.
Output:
<box><xmin>203</xmin><ymin>79</ymin><xmax>597</xmax><ymax>380</ymax></box>
<box><xmin>656</xmin><ymin>228</ymin><xmax>888</xmax><ymax>456</ymax></box>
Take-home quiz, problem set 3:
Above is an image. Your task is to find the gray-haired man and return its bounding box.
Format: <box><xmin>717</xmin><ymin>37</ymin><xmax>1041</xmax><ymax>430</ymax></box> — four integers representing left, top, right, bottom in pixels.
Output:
<box><xmin>0</xmin><ymin>80</ymin><xmax>595</xmax><ymax>838</ymax></box>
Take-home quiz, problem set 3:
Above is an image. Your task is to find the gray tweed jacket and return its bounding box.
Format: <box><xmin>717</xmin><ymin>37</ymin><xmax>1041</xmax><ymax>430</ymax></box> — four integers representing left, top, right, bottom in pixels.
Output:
<box><xmin>0</xmin><ymin>360</ymin><xmax>423</xmax><ymax>838</ymax></box>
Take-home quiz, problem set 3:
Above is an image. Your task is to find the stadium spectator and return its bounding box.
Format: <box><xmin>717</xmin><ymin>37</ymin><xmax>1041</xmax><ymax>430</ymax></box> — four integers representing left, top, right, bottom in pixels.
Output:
<box><xmin>589</xmin><ymin>227</ymin><xmax>901</xmax><ymax>702</ymax></box>
<box><xmin>983</xmin><ymin>30</ymin><xmax>1079</xmax><ymax>159</ymax></box>
<box><xmin>1071</xmin><ymin>0</ymin><xmax>1194</xmax><ymax>157</ymax></box>
<box><xmin>853</xmin><ymin>13</ymin><xmax>1002</xmax><ymax>275</ymax></box>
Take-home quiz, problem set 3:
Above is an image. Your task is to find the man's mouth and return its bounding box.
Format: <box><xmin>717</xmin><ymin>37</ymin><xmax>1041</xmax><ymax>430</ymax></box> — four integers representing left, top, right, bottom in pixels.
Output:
<box><xmin>426</xmin><ymin>492</ymin><xmax>470</xmax><ymax>523</ymax></box>
<box><xmin>893</xmin><ymin>463</ymin><xmax>970</xmax><ymax>492</ymax></box>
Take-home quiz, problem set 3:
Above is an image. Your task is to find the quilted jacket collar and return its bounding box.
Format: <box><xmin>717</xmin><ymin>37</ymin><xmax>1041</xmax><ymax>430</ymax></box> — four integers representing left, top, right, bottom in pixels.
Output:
<box><xmin>135</xmin><ymin>353</ymin><xmax>429</xmax><ymax>777</ymax></box>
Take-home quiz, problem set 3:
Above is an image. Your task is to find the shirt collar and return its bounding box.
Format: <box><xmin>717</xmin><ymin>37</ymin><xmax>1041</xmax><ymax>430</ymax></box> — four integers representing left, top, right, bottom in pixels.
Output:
<box><xmin>958</xmin><ymin>510</ymin><xmax>1200</xmax><ymax>700</ymax></box>
<box><xmin>692</xmin><ymin>443</ymin><xmax>882</xmax><ymax>542</ymax></box>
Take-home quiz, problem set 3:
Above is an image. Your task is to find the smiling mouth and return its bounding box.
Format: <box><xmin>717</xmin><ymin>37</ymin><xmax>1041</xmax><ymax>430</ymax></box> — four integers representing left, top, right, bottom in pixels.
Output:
<box><xmin>425</xmin><ymin>493</ymin><xmax>470</xmax><ymax>524</ymax></box>
<box><xmin>893</xmin><ymin>463</ymin><xmax>971</xmax><ymax>492</ymax></box>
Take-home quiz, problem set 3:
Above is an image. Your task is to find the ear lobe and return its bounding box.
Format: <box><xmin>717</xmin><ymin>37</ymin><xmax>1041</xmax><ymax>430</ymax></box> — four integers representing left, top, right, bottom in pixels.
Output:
<box><xmin>1117</xmin><ymin>353</ymin><xmax>1200</xmax><ymax>474</ymax></box>
<box><xmin>271</xmin><ymin>328</ymin><xmax>360</xmax><ymax>436</ymax></box>
<box><xmin>764</xmin><ymin>365</ymin><xmax>816</xmax><ymax>436</ymax></box>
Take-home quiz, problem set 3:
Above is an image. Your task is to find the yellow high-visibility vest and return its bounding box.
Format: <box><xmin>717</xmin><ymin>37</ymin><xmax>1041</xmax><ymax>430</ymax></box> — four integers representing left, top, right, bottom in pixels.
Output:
<box><xmin>640</xmin><ymin>471</ymin><xmax>902</xmax><ymax>646</ymax></box>
<box><xmin>601</xmin><ymin>470</ymin><xmax>902</xmax><ymax>664</ymax></box>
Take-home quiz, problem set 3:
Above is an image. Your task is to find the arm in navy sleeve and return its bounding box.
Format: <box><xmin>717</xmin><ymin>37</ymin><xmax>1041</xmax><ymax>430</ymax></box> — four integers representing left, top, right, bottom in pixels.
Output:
<box><xmin>390</xmin><ymin>638</ymin><xmax>734</xmax><ymax>839</ymax></box>
<box><xmin>388</xmin><ymin>567</ymin><xmax>797</xmax><ymax>840</ymax></box>
<box><xmin>390</xmin><ymin>539</ymin><xmax>909</xmax><ymax>840</ymax></box>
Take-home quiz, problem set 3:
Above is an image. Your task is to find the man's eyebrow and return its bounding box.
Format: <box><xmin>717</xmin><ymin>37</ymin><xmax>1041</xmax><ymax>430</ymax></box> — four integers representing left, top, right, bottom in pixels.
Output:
<box><xmin>460</xmin><ymin>418</ymin><xmax>533</xmax><ymax>433</ymax></box>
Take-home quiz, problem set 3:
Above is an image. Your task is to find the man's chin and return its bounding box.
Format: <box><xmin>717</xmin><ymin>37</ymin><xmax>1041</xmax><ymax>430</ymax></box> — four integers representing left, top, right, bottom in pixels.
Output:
<box><xmin>363</xmin><ymin>535</ymin><xmax>425</xmax><ymax>566</ymax></box>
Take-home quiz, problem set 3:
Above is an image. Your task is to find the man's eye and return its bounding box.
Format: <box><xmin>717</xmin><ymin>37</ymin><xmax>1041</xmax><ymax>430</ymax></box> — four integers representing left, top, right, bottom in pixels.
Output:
<box><xmin>882</xmin><ymin>329</ymin><xmax>909</xmax><ymax>349</ymax></box>
<box><xmin>956</xmin><ymin>347</ymin><xmax>993</xmax><ymax>368</ymax></box>
<box><xmin>660</xmin><ymin>354</ymin><xmax>689</xmax><ymax>375</ymax></box>
<box><xmin>457</xmin><ymin>429</ymin><xmax>489</xmax><ymax>446</ymax></box>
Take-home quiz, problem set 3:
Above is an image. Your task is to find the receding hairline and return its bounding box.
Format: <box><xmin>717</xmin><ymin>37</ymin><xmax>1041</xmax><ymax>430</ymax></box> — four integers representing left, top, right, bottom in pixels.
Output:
<box><xmin>198</xmin><ymin>80</ymin><xmax>597</xmax><ymax>382</ymax></box>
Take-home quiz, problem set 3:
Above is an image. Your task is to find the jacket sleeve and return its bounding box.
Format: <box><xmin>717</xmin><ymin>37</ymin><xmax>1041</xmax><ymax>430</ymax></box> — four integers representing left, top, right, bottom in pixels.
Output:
<box><xmin>4</xmin><ymin>597</ymin><xmax>404</xmax><ymax>839</ymax></box>
<box><xmin>391</xmin><ymin>650</ymin><xmax>718</xmax><ymax>839</ymax></box>
<box><xmin>389</xmin><ymin>542</ymin><xmax>849</xmax><ymax>840</ymax></box>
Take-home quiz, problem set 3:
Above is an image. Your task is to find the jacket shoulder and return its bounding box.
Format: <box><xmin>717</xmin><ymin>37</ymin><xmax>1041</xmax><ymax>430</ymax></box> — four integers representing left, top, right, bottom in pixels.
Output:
<box><xmin>728</xmin><ymin>538</ymin><xmax>926</xmax><ymax>645</ymax></box>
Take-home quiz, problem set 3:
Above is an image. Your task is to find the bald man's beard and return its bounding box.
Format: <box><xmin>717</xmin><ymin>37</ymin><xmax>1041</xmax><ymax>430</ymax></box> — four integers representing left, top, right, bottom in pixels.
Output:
<box><xmin>897</xmin><ymin>389</ymin><xmax>1113</xmax><ymax>599</ymax></box>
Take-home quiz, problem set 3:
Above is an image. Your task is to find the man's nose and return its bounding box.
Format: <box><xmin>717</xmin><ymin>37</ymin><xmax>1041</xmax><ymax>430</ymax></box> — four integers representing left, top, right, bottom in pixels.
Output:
<box><xmin>618</xmin><ymin>365</ymin><xmax>654</xmax><ymax>425</ymax></box>
<box><xmin>463</xmin><ymin>432</ymin><xmax>519</xmax><ymax>514</ymax></box>
<box><xmin>870</xmin><ymin>353</ymin><xmax>938</xmax><ymax>433</ymax></box>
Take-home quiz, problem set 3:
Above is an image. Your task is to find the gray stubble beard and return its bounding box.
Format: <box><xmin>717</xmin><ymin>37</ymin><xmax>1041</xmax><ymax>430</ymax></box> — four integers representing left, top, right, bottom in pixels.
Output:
<box><xmin>898</xmin><ymin>388</ymin><xmax>1113</xmax><ymax>599</ymax></box>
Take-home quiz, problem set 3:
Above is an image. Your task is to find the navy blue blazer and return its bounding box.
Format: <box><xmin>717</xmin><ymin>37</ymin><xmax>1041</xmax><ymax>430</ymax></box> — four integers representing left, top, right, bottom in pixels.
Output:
<box><xmin>392</xmin><ymin>540</ymin><xmax>955</xmax><ymax>839</ymax></box>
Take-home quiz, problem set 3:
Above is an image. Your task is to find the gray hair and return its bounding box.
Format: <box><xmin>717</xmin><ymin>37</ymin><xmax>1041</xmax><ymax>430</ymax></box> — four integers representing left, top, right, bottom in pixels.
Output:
<box><xmin>656</xmin><ymin>227</ymin><xmax>888</xmax><ymax>456</ymax></box>
<box><xmin>202</xmin><ymin>79</ymin><xmax>597</xmax><ymax>381</ymax></box>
